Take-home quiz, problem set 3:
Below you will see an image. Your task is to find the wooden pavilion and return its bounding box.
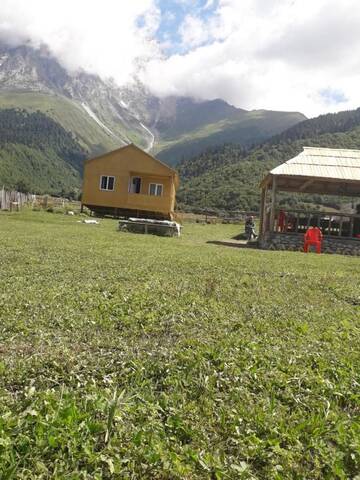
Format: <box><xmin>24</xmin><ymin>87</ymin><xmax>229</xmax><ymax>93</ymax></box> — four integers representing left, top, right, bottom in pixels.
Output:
<box><xmin>259</xmin><ymin>147</ymin><xmax>360</xmax><ymax>255</ymax></box>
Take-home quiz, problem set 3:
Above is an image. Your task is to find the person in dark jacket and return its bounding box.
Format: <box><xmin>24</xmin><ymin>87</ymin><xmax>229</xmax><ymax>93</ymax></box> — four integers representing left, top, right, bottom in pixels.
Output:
<box><xmin>245</xmin><ymin>215</ymin><xmax>257</xmax><ymax>241</ymax></box>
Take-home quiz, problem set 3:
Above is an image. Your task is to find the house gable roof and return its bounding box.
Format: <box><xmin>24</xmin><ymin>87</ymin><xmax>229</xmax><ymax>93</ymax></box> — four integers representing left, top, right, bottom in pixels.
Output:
<box><xmin>85</xmin><ymin>143</ymin><xmax>178</xmax><ymax>178</ymax></box>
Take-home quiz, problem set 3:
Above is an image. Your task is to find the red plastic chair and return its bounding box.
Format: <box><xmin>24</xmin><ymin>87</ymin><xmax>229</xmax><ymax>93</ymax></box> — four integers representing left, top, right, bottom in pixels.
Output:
<box><xmin>304</xmin><ymin>227</ymin><xmax>323</xmax><ymax>254</ymax></box>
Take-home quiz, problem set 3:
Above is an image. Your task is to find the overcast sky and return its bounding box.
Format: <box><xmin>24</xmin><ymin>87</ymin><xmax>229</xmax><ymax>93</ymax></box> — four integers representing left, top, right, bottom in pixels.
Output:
<box><xmin>1</xmin><ymin>0</ymin><xmax>360</xmax><ymax>117</ymax></box>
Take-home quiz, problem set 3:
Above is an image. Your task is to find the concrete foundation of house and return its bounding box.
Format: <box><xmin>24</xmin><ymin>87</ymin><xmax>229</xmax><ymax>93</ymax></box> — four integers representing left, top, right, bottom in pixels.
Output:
<box><xmin>260</xmin><ymin>233</ymin><xmax>360</xmax><ymax>256</ymax></box>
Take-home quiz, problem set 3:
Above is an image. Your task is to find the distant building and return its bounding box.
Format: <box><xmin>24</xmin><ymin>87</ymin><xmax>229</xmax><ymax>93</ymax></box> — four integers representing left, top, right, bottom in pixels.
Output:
<box><xmin>81</xmin><ymin>144</ymin><xmax>179</xmax><ymax>220</ymax></box>
<box><xmin>259</xmin><ymin>147</ymin><xmax>360</xmax><ymax>255</ymax></box>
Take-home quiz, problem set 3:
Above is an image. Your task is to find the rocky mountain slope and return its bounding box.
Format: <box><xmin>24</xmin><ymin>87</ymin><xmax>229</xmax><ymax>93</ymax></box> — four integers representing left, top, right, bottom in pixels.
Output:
<box><xmin>0</xmin><ymin>44</ymin><xmax>154</xmax><ymax>153</ymax></box>
<box><xmin>0</xmin><ymin>43</ymin><xmax>305</xmax><ymax>164</ymax></box>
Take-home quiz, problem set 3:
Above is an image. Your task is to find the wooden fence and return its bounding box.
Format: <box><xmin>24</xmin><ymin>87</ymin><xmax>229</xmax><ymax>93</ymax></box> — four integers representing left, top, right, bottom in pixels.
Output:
<box><xmin>0</xmin><ymin>187</ymin><xmax>36</xmax><ymax>211</ymax></box>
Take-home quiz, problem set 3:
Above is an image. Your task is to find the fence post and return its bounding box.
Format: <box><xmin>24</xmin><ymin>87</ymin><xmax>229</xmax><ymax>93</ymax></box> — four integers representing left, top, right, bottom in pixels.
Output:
<box><xmin>1</xmin><ymin>186</ymin><xmax>5</xmax><ymax>210</ymax></box>
<box><xmin>0</xmin><ymin>188</ymin><xmax>34</xmax><ymax>211</ymax></box>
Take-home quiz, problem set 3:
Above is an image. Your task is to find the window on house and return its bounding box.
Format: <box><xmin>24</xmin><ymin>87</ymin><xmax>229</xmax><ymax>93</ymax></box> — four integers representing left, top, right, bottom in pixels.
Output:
<box><xmin>100</xmin><ymin>175</ymin><xmax>115</xmax><ymax>191</ymax></box>
<box><xmin>129</xmin><ymin>176</ymin><xmax>142</xmax><ymax>194</ymax></box>
<box><xmin>149</xmin><ymin>183</ymin><xmax>163</xmax><ymax>196</ymax></box>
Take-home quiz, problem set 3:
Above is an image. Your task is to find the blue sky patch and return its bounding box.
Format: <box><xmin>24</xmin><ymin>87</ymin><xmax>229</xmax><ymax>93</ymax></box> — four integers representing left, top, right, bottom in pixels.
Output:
<box><xmin>319</xmin><ymin>88</ymin><xmax>348</xmax><ymax>105</ymax></box>
<box><xmin>156</xmin><ymin>0</ymin><xmax>218</xmax><ymax>54</ymax></box>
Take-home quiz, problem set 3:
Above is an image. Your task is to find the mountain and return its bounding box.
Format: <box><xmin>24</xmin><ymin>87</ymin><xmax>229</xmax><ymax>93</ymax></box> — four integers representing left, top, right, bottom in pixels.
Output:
<box><xmin>0</xmin><ymin>43</ymin><xmax>305</xmax><ymax>165</ymax></box>
<box><xmin>177</xmin><ymin>108</ymin><xmax>360</xmax><ymax>213</ymax></box>
<box><xmin>0</xmin><ymin>108</ymin><xmax>86</xmax><ymax>194</ymax></box>
<box><xmin>153</xmin><ymin>99</ymin><xmax>305</xmax><ymax>164</ymax></box>
<box><xmin>0</xmin><ymin>44</ymin><xmax>155</xmax><ymax>155</ymax></box>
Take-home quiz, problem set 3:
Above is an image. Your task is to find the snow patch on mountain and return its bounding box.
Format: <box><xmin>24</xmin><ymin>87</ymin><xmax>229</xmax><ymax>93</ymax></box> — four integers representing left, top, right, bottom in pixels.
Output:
<box><xmin>81</xmin><ymin>103</ymin><xmax>126</xmax><ymax>144</ymax></box>
<box><xmin>140</xmin><ymin>122</ymin><xmax>155</xmax><ymax>151</ymax></box>
<box><xmin>81</xmin><ymin>103</ymin><xmax>115</xmax><ymax>136</ymax></box>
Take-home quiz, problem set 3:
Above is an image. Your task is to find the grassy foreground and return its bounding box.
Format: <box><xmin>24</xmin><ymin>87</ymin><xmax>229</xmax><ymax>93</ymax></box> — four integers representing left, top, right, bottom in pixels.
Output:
<box><xmin>0</xmin><ymin>210</ymin><xmax>359</xmax><ymax>479</ymax></box>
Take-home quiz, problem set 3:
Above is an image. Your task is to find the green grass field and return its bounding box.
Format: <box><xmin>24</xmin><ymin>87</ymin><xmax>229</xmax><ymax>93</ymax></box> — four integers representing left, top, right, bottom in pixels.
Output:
<box><xmin>0</xmin><ymin>210</ymin><xmax>359</xmax><ymax>479</ymax></box>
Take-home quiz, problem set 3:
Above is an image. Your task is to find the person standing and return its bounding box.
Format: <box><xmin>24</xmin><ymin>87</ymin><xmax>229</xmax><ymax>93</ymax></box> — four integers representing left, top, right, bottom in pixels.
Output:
<box><xmin>304</xmin><ymin>224</ymin><xmax>323</xmax><ymax>253</ymax></box>
<box><xmin>245</xmin><ymin>215</ymin><xmax>257</xmax><ymax>241</ymax></box>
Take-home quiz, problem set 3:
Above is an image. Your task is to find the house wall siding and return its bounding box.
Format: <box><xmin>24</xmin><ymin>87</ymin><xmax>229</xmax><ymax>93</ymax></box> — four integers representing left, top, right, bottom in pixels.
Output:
<box><xmin>82</xmin><ymin>146</ymin><xmax>177</xmax><ymax>217</ymax></box>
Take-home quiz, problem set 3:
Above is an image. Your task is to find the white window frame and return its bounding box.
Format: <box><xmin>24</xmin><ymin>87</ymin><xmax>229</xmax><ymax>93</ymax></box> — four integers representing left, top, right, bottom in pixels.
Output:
<box><xmin>149</xmin><ymin>183</ymin><xmax>163</xmax><ymax>196</ymax></box>
<box><xmin>99</xmin><ymin>175</ymin><xmax>115</xmax><ymax>191</ymax></box>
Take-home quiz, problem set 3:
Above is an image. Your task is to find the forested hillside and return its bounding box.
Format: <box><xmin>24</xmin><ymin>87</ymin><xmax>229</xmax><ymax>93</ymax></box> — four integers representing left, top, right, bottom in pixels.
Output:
<box><xmin>272</xmin><ymin>108</ymin><xmax>360</xmax><ymax>143</ymax></box>
<box><xmin>0</xmin><ymin>109</ymin><xmax>86</xmax><ymax>194</ymax></box>
<box><xmin>2</xmin><ymin>104</ymin><xmax>360</xmax><ymax>206</ymax></box>
<box><xmin>177</xmin><ymin>108</ymin><xmax>360</xmax><ymax>212</ymax></box>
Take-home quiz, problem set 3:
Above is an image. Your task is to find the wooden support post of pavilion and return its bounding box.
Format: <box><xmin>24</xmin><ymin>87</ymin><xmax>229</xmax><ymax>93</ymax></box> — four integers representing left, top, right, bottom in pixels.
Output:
<box><xmin>259</xmin><ymin>185</ymin><xmax>266</xmax><ymax>236</ymax></box>
<box><xmin>269</xmin><ymin>175</ymin><xmax>277</xmax><ymax>233</ymax></box>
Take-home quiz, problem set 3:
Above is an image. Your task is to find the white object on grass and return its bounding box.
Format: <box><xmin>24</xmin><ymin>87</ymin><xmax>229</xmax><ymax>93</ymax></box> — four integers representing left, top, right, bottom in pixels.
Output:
<box><xmin>83</xmin><ymin>219</ymin><xmax>99</xmax><ymax>224</ymax></box>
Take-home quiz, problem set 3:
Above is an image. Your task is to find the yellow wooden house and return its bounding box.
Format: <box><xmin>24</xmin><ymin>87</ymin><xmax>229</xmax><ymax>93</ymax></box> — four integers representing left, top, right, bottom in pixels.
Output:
<box><xmin>81</xmin><ymin>144</ymin><xmax>179</xmax><ymax>220</ymax></box>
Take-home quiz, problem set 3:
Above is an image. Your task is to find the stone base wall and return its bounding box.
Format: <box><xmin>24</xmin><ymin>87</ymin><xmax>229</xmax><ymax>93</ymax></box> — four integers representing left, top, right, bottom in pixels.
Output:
<box><xmin>260</xmin><ymin>233</ymin><xmax>360</xmax><ymax>256</ymax></box>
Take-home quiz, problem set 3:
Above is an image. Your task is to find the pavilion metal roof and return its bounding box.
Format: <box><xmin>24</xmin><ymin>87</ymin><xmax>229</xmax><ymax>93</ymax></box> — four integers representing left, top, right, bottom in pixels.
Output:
<box><xmin>270</xmin><ymin>147</ymin><xmax>360</xmax><ymax>181</ymax></box>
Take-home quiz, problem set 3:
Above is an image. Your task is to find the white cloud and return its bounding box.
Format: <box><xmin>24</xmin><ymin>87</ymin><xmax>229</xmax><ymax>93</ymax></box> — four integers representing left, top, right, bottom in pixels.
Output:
<box><xmin>203</xmin><ymin>0</ymin><xmax>216</xmax><ymax>10</ymax></box>
<box><xmin>143</xmin><ymin>0</ymin><xmax>360</xmax><ymax>117</ymax></box>
<box><xmin>1</xmin><ymin>0</ymin><xmax>360</xmax><ymax>116</ymax></box>
<box><xmin>179</xmin><ymin>14</ymin><xmax>210</xmax><ymax>48</ymax></box>
<box><xmin>0</xmin><ymin>0</ymin><xmax>160</xmax><ymax>84</ymax></box>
